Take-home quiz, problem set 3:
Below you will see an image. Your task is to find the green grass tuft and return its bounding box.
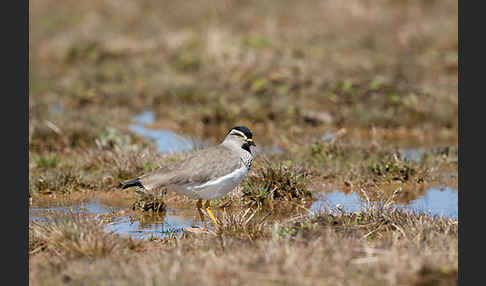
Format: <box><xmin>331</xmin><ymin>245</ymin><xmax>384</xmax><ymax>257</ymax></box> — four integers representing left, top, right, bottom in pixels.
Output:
<box><xmin>242</xmin><ymin>160</ymin><xmax>313</xmax><ymax>207</ymax></box>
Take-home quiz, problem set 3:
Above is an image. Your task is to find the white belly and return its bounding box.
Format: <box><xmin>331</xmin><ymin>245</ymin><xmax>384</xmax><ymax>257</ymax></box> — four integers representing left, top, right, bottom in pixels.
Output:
<box><xmin>170</xmin><ymin>166</ymin><xmax>249</xmax><ymax>200</ymax></box>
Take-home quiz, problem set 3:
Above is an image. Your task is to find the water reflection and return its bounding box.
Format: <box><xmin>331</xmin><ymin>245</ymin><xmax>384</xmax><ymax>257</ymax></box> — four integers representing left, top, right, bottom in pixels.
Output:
<box><xmin>130</xmin><ymin>110</ymin><xmax>201</xmax><ymax>153</ymax></box>
<box><xmin>403</xmin><ymin>186</ymin><xmax>457</xmax><ymax>217</ymax></box>
<box><xmin>311</xmin><ymin>191</ymin><xmax>362</xmax><ymax>213</ymax></box>
<box><xmin>399</xmin><ymin>148</ymin><xmax>426</xmax><ymax>162</ymax></box>
<box><xmin>29</xmin><ymin>201</ymin><xmax>118</xmax><ymax>224</ymax></box>
<box><xmin>131</xmin><ymin>109</ymin><xmax>282</xmax><ymax>155</ymax></box>
<box><xmin>29</xmin><ymin>201</ymin><xmax>204</xmax><ymax>239</ymax></box>
<box><xmin>399</xmin><ymin>146</ymin><xmax>458</xmax><ymax>163</ymax></box>
<box><xmin>311</xmin><ymin>186</ymin><xmax>458</xmax><ymax>218</ymax></box>
<box><xmin>105</xmin><ymin>210</ymin><xmax>201</xmax><ymax>239</ymax></box>
<box><xmin>29</xmin><ymin>185</ymin><xmax>457</xmax><ymax>241</ymax></box>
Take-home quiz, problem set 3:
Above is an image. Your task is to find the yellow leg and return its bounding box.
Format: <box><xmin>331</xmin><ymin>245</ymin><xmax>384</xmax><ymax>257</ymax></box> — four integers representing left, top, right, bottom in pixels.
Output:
<box><xmin>203</xmin><ymin>200</ymin><xmax>219</xmax><ymax>230</ymax></box>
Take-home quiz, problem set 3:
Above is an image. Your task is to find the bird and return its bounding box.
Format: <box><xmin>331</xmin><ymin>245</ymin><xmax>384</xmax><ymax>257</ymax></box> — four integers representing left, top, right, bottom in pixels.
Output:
<box><xmin>121</xmin><ymin>126</ymin><xmax>256</xmax><ymax>231</ymax></box>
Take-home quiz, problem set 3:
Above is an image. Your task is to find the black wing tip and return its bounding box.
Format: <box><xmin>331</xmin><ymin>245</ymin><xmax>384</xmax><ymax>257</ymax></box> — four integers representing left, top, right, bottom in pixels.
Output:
<box><xmin>121</xmin><ymin>178</ymin><xmax>144</xmax><ymax>189</ymax></box>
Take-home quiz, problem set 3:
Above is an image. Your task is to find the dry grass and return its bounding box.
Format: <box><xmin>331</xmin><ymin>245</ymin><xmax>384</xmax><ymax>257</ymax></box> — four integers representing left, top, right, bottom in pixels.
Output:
<box><xmin>29</xmin><ymin>215</ymin><xmax>145</xmax><ymax>260</ymax></box>
<box><xmin>29</xmin><ymin>0</ymin><xmax>457</xmax><ymax>285</ymax></box>
<box><xmin>29</xmin><ymin>201</ymin><xmax>457</xmax><ymax>286</ymax></box>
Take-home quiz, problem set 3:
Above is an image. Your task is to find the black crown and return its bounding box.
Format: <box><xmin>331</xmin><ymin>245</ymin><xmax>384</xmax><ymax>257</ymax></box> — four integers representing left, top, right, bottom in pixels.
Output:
<box><xmin>230</xmin><ymin>126</ymin><xmax>253</xmax><ymax>139</ymax></box>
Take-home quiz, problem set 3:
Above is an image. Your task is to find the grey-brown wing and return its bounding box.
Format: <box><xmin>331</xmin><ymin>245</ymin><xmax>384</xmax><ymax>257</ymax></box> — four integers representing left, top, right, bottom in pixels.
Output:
<box><xmin>138</xmin><ymin>146</ymin><xmax>241</xmax><ymax>190</ymax></box>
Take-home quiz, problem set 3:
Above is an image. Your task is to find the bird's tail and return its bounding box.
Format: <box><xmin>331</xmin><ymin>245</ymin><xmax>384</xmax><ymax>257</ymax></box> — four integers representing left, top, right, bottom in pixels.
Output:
<box><xmin>121</xmin><ymin>178</ymin><xmax>144</xmax><ymax>189</ymax></box>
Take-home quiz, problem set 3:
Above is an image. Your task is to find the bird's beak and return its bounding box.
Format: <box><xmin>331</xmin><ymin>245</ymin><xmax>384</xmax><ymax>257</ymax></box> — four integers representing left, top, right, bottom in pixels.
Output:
<box><xmin>246</xmin><ymin>138</ymin><xmax>256</xmax><ymax>146</ymax></box>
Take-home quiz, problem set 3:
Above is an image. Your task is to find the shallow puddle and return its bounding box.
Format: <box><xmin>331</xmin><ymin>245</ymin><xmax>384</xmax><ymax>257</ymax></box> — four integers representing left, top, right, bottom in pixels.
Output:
<box><xmin>131</xmin><ymin>109</ymin><xmax>281</xmax><ymax>155</ymax></box>
<box><xmin>311</xmin><ymin>186</ymin><xmax>458</xmax><ymax>218</ymax></box>
<box><xmin>398</xmin><ymin>146</ymin><xmax>458</xmax><ymax>162</ymax></box>
<box><xmin>29</xmin><ymin>185</ymin><xmax>457</xmax><ymax>240</ymax></box>
<box><xmin>399</xmin><ymin>147</ymin><xmax>427</xmax><ymax>162</ymax></box>
<box><xmin>29</xmin><ymin>201</ymin><xmax>117</xmax><ymax>224</ymax></box>
<box><xmin>30</xmin><ymin>201</ymin><xmax>205</xmax><ymax>239</ymax></box>
<box><xmin>130</xmin><ymin>110</ymin><xmax>200</xmax><ymax>153</ymax></box>
<box><xmin>104</xmin><ymin>208</ymin><xmax>203</xmax><ymax>239</ymax></box>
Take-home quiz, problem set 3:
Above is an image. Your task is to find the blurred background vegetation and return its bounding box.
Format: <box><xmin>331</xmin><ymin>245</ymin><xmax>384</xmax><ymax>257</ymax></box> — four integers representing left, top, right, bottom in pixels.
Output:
<box><xmin>30</xmin><ymin>0</ymin><xmax>457</xmax><ymax>149</ymax></box>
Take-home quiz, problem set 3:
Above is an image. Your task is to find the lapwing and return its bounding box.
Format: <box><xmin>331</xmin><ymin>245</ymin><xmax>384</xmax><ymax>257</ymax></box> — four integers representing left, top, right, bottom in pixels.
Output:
<box><xmin>121</xmin><ymin>126</ymin><xmax>256</xmax><ymax>231</ymax></box>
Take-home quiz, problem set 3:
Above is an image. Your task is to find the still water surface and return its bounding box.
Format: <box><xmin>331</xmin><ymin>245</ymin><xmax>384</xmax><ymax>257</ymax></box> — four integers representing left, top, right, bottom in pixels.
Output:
<box><xmin>29</xmin><ymin>110</ymin><xmax>458</xmax><ymax>239</ymax></box>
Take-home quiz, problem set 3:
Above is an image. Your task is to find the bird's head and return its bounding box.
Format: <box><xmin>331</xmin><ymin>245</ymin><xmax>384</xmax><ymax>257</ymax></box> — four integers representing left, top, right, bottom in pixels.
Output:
<box><xmin>223</xmin><ymin>126</ymin><xmax>256</xmax><ymax>152</ymax></box>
